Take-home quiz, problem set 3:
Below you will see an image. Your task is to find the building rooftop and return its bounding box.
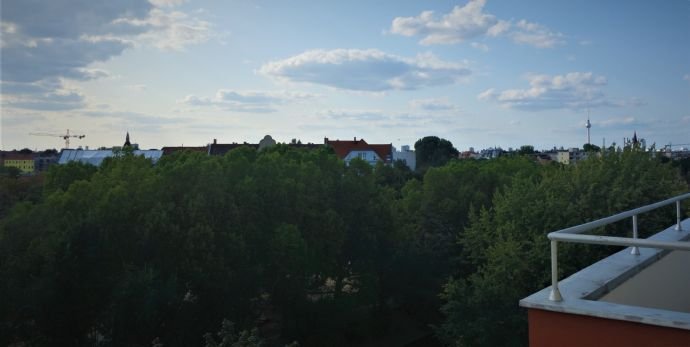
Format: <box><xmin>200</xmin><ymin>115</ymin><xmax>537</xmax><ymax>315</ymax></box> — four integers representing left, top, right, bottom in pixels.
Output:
<box><xmin>58</xmin><ymin>149</ymin><xmax>163</xmax><ymax>166</ymax></box>
<box><xmin>325</xmin><ymin>137</ymin><xmax>392</xmax><ymax>163</ymax></box>
<box><xmin>520</xmin><ymin>219</ymin><xmax>690</xmax><ymax>331</ymax></box>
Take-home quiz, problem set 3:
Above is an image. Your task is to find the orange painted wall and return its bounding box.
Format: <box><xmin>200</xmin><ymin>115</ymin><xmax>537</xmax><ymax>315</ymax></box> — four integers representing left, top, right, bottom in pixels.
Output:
<box><xmin>528</xmin><ymin>309</ymin><xmax>690</xmax><ymax>347</ymax></box>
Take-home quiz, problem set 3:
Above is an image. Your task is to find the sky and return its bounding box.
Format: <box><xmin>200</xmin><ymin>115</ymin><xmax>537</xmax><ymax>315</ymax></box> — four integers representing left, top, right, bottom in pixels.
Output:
<box><xmin>1</xmin><ymin>0</ymin><xmax>689</xmax><ymax>152</ymax></box>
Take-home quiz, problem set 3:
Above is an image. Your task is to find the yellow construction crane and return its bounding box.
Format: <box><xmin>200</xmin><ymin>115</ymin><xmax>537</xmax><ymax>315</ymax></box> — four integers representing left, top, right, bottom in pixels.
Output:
<box><xmin>29</xmin><ymin>129</ymin><xmax>86</xmax><ymax>149</ymax></box>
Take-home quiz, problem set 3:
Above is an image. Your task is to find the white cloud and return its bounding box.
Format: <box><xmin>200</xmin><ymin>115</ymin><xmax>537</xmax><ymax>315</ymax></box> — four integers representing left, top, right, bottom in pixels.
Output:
<box><xmin>390</xmin><ymin>0</ymin><xmax>563</xmax><ymax>48</ymax></box>
<box><xmin>1</xmin><ymin>0</ymin><xmax>213</xmax><ymax>111</ymax></box>
<box><xmin>178</xmin><ymin>89</ymin><xmax>315</xmax><ymax>113</ymax></box>
<box><xmin>259</xmin><ymin>49</ymin><xmax>470</xmax><ymax>91</ymax></box>
<box><xmin>509</xmin><ymin>20</ymin><xmax>564</xmax><ymax>48</ymax></box>
<box><xmin>409</xmin><ymin>98</ymin><xmax>457</xmax><ymax>111</ymax></box>
<box><xmin>478</xmin><ymin>72</ymin><xmax>628</xmax><ymax>110</ymax></box>
<box><xmin>117</xmin><ymin>8</ymin><xmax>213</xmax><ymax>51</ymax></box>
<box><xmin>390</xmin><ymin>0</ymin><xmax>508</xmax><ymax>45</ymax></box>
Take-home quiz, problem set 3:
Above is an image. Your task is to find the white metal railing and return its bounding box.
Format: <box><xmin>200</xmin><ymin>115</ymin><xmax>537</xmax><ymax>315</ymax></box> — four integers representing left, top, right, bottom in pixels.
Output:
<box><xmin>548</xmin><ymin>192</ymin><xmax>690</xmax><ymax>301</ymax></box>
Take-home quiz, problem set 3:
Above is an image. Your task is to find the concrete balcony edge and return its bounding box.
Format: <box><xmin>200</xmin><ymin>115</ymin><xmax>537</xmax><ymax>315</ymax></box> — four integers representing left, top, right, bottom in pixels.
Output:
<box><xmin>520</xmin><ymin>218</ymin><xmax>690</xmax><ymax>331</ymax></box>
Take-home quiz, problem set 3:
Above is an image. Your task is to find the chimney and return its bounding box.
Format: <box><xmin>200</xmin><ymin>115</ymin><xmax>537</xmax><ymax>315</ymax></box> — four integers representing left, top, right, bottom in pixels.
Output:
<box><xmin>324</xmin><ymin>137</ymin><xmax>329</xmax><ymax>144</ymax></box>
<box><xmin>354</xmin><ymin>137</ymin><xmax>357</xmax><ymax>142</ymax></box>
<box><xmin>213</xmin><ymin>138</ymin><xmax>217</xmax><ymax>145</ymax></box>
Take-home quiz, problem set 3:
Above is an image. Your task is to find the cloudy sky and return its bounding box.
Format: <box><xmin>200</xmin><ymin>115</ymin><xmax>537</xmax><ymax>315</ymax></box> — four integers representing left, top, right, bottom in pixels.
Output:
<box><xmin>1</xmin><ymin>0</ymin><xmax>689</xmax><ymax>151</ymax></box>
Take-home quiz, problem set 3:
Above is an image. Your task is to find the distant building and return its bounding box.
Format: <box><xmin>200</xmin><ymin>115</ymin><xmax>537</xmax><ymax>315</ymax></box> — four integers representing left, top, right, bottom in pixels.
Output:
<box><xmin>161</xmin><ymin>146</ymin><xmax>208</xmax><ymax>156</ymax></box>
<box><xmin>393</xmin><ymin>145</ymin><xmax>416</xmax><ymax>170</ymax></box>
<box><xmin>1</xmin><ymin>151</ymin><xmax>35</xmax><ymax>174</ymax></box>
<box><xmin>459</xmin><ymin>148</ymin><xmax>480</xmax><ymax>160</ymax></box>
<box><xmin>34</xmin><ymin>150</ymin><xmax>59</xmax><ymax>172</ymax></box>
<box><xmin>556</xmin><ymin>148</ymin><xmax>589</xmax><ymax>165</ymax></box>
<box><xmin>208</xmin><ymin>138</ymin><xmax>259</xmax><ymax>156</ymax></box>
<box><xmin>478</xmin><ymin>147</ymin><xmax>504</xmax><ymax>159</ymax></box>
<box><xmin>325</xmin><ymin>137</ymin><xmax>392</xmax><ymax>166</ymax></box>
<box><xmin>258</xmin><ymin>135</ymin><xmax>277</xmax><ymax>150</ymax></box>
<box><xmin>122</xmin><ymin>132</ymin><xmax>139</xmax><ymax>150</ymax></box>
<box><xmin>58</xmin><ymin>149</ymin><xmax>163</xmax><ymax>166</ymax></box>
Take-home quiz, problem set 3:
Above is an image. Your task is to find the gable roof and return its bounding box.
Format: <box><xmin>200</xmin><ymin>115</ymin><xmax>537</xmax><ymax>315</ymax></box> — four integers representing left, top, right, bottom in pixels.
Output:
<box><xmin>325</xmin><ymin>138</ymin><xmax>392</xmax><ymax>163</ymax></box>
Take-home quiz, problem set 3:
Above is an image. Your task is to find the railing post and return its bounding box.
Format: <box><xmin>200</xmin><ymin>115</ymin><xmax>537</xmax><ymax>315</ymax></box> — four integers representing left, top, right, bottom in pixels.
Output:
<box><xmin>549</xmin><ymin>240</ymin><xmax>562</xmax><ymax>301</ymax></box>
<box><xmin>631</xmin><ymin>215</ymin><xmax>640</xmax><ymax>255</ymax></box>
<box><xmin>677</xmin><ymin>201</ymin><xmax>683</xmax><ymax>231</ymax></box>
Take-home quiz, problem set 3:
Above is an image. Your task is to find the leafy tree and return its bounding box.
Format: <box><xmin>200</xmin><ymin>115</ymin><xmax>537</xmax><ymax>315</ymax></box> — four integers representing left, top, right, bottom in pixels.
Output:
<box><xmin>414</xmin><ymin>136</ymin><xmax>459</xmax><ymax>172</ymax></box>
<box><xmin>44</xmin><ymin>161</ymin><xmax>97</xmax><ymax>194</ymax></box>
<box><xmin>583</xmin><ymin>143</ymin><xmax>601</xmax><ymax>152</ymax></box>
<box><xmin>2</xmin><ymin>144</ymin><xmax>686</xmax><ymax>347</ymax></box>
<box><xmin>517</xmin><ymin>145</ymin><xmax>534</xmax><ymax>155</ymax></box>
<box><xmin>437</xmin><ymin>151</ymin><xmax>689</xmax><ymax>346</ymax></box>
<box><xmin>0</xmin><ymin>173</ymin><xmax>43</xmax><ymax>218</ymax></box>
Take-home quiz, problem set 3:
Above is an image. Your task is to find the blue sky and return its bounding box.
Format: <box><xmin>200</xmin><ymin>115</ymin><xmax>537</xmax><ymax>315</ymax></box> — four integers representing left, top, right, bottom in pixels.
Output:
<box><xmin>1</xmin><ymin>0</ymin><xmax>689</xmax><ymax>151</ymax></box>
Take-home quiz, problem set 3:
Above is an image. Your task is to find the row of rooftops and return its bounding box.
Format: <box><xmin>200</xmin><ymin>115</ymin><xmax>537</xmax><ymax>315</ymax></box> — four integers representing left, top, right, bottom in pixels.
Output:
<box><xmin>161</xmin><ymin>136</ymin><xmax>394</xmax><ymax>163</ymax></box>
<box><xmin>1</xmin><ymin>135</ymin><xmax>399</xmax><ymax>171</ymax></box>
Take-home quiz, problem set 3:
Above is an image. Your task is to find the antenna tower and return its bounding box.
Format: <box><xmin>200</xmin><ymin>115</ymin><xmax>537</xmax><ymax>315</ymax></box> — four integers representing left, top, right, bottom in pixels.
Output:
<box><xmin>585</xmin><ymin>108</ymin><xmax>591</xmax><ymax>145</ymax></box>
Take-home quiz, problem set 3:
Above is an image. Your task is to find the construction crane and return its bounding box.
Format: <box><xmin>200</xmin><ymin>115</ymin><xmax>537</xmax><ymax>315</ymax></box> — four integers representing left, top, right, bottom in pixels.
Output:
<box><xmin>29</xmin><ymin>129</ymin><xmax>86</xmax><ymax>149</ymax></box>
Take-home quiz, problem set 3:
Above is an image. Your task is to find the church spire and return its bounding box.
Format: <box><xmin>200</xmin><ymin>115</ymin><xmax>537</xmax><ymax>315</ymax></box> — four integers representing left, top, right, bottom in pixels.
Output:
<box><xmin>124</xmin><ymin>132</ymin><xmax>131</xmax><ymax>147</ymax></box>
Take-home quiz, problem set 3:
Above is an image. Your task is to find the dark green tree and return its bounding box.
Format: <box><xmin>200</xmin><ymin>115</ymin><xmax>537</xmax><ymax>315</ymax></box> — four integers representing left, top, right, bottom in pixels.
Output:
<box><xmin>414</xmin><ymin>136</ymin><xmax>459</xmax><ymax>172</ymax></box>
<box><xmin>583</xmin><ymin>143</ymin><xmax>601</xmax><ymax>152</ymax></box>
<box><xmin>518</xmin><ymin>145</ymin><xmax>535</xmax><ymax>155</ymax></box>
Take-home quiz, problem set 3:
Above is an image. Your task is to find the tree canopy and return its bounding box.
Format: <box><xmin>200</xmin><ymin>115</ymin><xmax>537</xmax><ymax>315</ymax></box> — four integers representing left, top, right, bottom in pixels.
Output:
<box><xmin>414</xmin><ymin>136</ymin><xmax>459</xmax><ymax>172</ymax></box>
<box><xmin>0</xmin><ymin>145</ymin><xmax>687</xmax><ymax>347</ymax></box>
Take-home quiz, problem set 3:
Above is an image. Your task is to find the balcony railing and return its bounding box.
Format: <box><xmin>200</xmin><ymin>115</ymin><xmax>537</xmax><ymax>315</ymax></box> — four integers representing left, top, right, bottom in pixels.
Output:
<box><xmin>548</xmin><ymin>192</ymin><xmax>690</xmax><ymax>302</ymax></box>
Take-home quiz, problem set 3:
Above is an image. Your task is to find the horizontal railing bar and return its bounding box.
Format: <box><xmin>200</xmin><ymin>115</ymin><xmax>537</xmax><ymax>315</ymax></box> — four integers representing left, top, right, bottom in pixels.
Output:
<box><xmin>549</xmin><ymin>233</ymin><xmax>690</xmax><ymax>251</ymax></box>
<box><xmin>550</xmin><ymin>193</ymin><xmax>690</xmax><ymax>236</ymax></box>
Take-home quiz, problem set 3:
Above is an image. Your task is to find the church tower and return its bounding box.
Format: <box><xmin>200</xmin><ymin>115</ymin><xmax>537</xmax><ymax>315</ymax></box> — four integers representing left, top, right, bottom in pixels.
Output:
<box><xmin>123</xmin><ymin>132</ymin><xmax>132</xmax><ymax>148</ymax></box>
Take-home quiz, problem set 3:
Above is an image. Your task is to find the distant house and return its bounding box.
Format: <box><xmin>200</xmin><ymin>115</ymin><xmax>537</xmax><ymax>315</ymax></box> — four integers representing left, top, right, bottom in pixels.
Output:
<box><xmin>556</xmin><ymin>148</ymin><xmax>589</xmax><ymax>165</ymax></box>
<box><xmin>1</xmin><ymin>152</ymin><xmax>35</xmax><ymax>174</ymax></box>
<box><xmin>478</xmin><ymin>147</ymin><xmax>504</xmax><ymax>159</ymax></box>
<box><xmin>325</xmin><ymin>137</ymin><xmax>392</xmax><ymax>166</ymax></box>
<box><xmin>208</xmin><ymin>138</ymin><xmax>259</xmax><ymax>156</ymax></box>
<box><xmin>459</xmin><ymin>147</ymin><xmax>480</xmax><ymax>160</ymax></box>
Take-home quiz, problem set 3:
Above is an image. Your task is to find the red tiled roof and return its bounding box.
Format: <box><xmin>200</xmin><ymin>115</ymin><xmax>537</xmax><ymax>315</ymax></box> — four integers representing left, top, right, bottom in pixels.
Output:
<box><xmin>325</xmin><ymin>138</ymin><xmax>392</xmax><ymax>163</ymax></box>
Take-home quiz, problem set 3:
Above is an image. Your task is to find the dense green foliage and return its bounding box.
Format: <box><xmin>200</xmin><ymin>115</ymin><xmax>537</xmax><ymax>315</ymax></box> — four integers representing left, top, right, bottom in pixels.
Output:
<box><xmin>0</xmin><ymin>146</ymin><xmax>687</xmax><ymax>347</ymax></box>
<box><xmin>414</xmin><ymin>136</ymin><xmax>460</xmax><ymax>172</ymax></box>
<box><xmin>437</xmin><ymin>152</ymin><xmax>688</xmax><ymax>346</ymax></box>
